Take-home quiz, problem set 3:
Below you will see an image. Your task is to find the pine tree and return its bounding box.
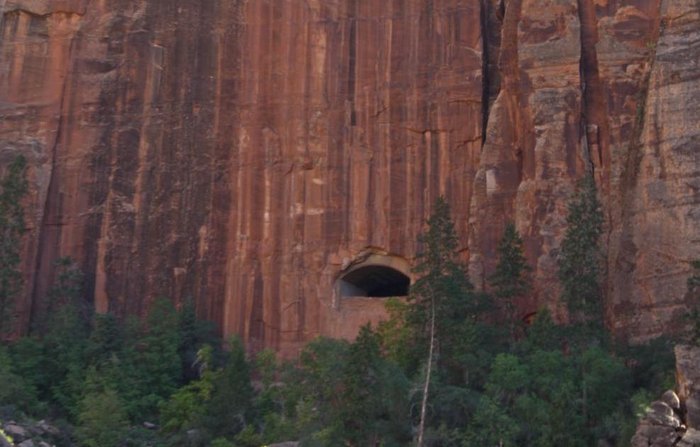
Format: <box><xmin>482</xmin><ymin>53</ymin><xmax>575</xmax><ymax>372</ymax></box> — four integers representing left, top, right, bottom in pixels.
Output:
<box><xmin>77</xmin><ymin>382</ymin><xmax>129</xmax><ymax>447</ymax></box>
<box><xmin>204</xmin><ymin>336</ymin><xmax>254</xmax><ymax>439</ymax></box>
<box><xmin>339</xmin><ymin>324</ymin><xmax>383</xmax><ymax>445</ymax></box>
<box><xmin>177</xmin><ymin>300</ymin><xmax>220</xmax><ymax>383</ymax></box>
<box><xmin>0</xmin><ymin>155</ymin><xmax>28</xmax><ymax>337</ymax></box>
<box><xmin>122</xmin><ymin>298</ymin><xmax>182</xmax><ymax>421</ymax></box>
<box><xmin>338</xmin><ymin>324</ymin><xmax>410</xmax><ymax>446</ymax></box>
<box><xmin>0</xmin><ymin>345</ymin><xmax>39</xmax><ymax>413</ymax></box>
<box><xmin>160</xmin><ymin>345</ymin><xmax>218</xmax><ymax>435</ymax></box>
<box><xmin>686</xmin><ymin>260</ymin><xmax>700</xmax><ymax>344</ymax></box>
<box><xmin>558</xmin><ymin>176</ymin><xmax>604</xmax><ymax>324</ymax></box>
<box><xmin>489</xmin><ymin>222</ymin><xmax>531</xmax><ymax>340</ymax></box>
<box><xmin>688</xmin><ymin>259</ymin><xmax>700</xmax><ymax>299</ymax></box>
<box><xmin>38</xmin><ymin>257</ymin><xmax>89</xmax><ymax>334</ymax></box>
<box><xmin>43</xmin><ymin>259</ymin><xmax>90</xmax><ymax>417</ymax></box>
<box><xmin>86</xmin><ymin>313</ymin><xmax>123</xmax><ymax>366</ymax></box>
<box><xmin>409</xmin><ymin>197</ymin><xmax>480</xmax><ymax>359</ymax></box>
<box><xmin>409</xmin><ymin>197</ymin><xmax>480</xmax><ymax>446</ymax></box>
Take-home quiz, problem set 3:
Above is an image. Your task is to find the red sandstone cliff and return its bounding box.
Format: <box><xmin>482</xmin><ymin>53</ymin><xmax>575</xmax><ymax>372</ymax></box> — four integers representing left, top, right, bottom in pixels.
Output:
<box><xmin>0</xmin><ymin>0</ymin><xmax>697</xmax><ymax>355</ymax></box>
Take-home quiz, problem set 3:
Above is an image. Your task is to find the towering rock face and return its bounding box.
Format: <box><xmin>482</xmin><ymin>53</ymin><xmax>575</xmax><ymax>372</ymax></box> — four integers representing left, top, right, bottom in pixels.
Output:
<box><xmin>470</xmin><ymin>0</ymin><xmax>700</xmax><ymax>340</ymax></box>
<box><xmin>606</xmin><ymin>0</ymin><xmax>700</xmax><ymax>341</ymax></box>
<box><xmin>0</xmin><ymin>0</ymin><xmax>697</xmax><ymax>354</ymax></box>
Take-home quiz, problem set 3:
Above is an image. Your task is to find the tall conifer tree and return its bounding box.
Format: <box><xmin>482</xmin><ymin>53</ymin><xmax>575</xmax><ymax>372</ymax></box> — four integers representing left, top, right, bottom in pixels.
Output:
<box><xmin>409</xmin><ymin>197</ymin><xmax>478</xmax><ymax>446</ymax></box>
<box><xmin>558</xmin><ymin>176</ymin><xmax>604</xmax><ymax>324</ymax></box>
<box><xmin>0</xmin><ymin>155</ymin><xmax>28</xmax><ymax>337</ymax></box>
<box><xmin>489</xmin><ymin>222</ymin><xmax>531</xmax><ymax>339</ymax></box>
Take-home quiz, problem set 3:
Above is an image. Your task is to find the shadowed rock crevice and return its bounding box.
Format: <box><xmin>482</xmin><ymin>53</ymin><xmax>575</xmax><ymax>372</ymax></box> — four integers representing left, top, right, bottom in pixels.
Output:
<box><xmin>577</xmin><ymin>0</ymin><xmax>610</xmax><ymax>179</ymax></box>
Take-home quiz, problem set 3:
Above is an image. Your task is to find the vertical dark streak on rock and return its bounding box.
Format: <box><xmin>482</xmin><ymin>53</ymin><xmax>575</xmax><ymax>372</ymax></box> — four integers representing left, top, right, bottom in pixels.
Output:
<box><xmin>620</xmin><ymin>23</ymin><xmax>661</xmax><ymax>197</ymax></box>
<box><xmin>29</xmin><ymin>33</ymin><xmax>78</xmax><ymax>330</ymax></box>
<box><xmin>347</xmin><ymin>0</ymin><xmax>357</xmax><ymax>126</ymax></box>
<box><xmin>214</xmin><ymin>2</ymin><xmax>244</xmax><ymax>331</ymax></box>
<box><xmin>480</xmin><ymin>0</ymin><xmax>490</xmax><ymax>145</ymax></box>
<box><xmin>577</xmin><ymin>0</ymin><xmax>610</xmax><ymax>180</ymax></box>
<box><xmin>296</xmin><ymin>151</ymin><xmax>308</xmax><ymax>346</ymax></box>
<box><xmin>618</xmin><ymin>5</ymin><xmax>663</xmax><ymax>201</ymax></box>
<box><xmin>250</xmin><ymin>266</ymin><xmax>264</xmax><ymax>351</ymax></box>
<box><xmin>577</xmin><ymin>0</ymin><xmax>610</xmax><ymax>326</ymax></box>
<box><xmin>611</xmin><ymin>0</ymin><xmax>664</xmax><ymax>338</ymax></box>
<box><xmin>577</xmin><ymin>0</ymin><xmax>592</xmax><ymax>176</ymax></box>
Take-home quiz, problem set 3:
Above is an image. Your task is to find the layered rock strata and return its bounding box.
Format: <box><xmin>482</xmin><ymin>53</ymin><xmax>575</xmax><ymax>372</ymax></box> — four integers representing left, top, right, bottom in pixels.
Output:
<box><xmin>0</xmin><ymin>0</ymin><xmax>698</xmax><ymax>354</ymax></box>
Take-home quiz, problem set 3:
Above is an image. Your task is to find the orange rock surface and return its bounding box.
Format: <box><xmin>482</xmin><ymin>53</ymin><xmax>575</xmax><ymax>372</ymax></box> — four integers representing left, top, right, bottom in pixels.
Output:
<box><xmin>0</xmin><ymin>0</ymin><xmax>697</xmax><ymax>354</ymax></box>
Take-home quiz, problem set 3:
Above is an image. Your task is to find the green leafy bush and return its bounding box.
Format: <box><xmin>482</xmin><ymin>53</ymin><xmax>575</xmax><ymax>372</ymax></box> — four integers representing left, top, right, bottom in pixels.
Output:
<box><xmin>76</xmin><ymin>387</ymin><xmax>129</xmax><ymax>447</ymax></box>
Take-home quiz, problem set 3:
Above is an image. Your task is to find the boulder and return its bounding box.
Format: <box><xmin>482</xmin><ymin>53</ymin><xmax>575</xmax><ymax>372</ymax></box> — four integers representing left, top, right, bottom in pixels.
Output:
<box><xmin>631</xmin><ymin>420</ymin><xmax>681</xmax><ymax>447</ymax></box>
<box><xmin>3</xmin><ymin>423</ymin><xmax>28</xmax><ymax>441</ymax></box>
<box><xmin>662</xmin><ymin>390</ymin><xmax>682</xmax><ymax>411</ymax></box>
<box><xmin>0</xmin><ymin>432</ymin><xmax>12</xmax><ymax>447</ymax></box>
<box><xmin>632</xmin><ymin>346</ymin><xmax>700</xmax><ymax>446</ymax></box>
<box><xmin>647</xmin><ymin>401</ymin><xmax>683</xmax><ymax>428</ymax></box>
<box><xmin>677</xmin><ymin>428</ymin><xmax>700</xmax><ymax>446</ymax></box>
<box><xmin>36</xmin><ymin>420</ymin><xmax>59</xmax><ymax>437</ymax></box>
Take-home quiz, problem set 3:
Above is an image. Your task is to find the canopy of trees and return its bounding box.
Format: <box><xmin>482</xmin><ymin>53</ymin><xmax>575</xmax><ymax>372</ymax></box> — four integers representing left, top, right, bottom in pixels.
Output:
<box><xmin>0</xmin><ymin>182</ymin><xmax>690</xmax><ymax>447</ymax></box>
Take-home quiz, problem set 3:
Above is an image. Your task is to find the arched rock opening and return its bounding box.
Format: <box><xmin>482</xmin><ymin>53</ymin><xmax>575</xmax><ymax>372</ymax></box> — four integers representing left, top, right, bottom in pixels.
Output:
<box><xmin>338</xmin><ymin>264</ymin><xmax>410</xmax><ymax>298</ymax></box>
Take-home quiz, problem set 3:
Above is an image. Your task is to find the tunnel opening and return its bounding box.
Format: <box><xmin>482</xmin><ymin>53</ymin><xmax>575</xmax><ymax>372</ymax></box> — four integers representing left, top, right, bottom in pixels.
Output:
<box><xmin>338</xmin><ymin>264</ymin><xmax>410</xmax><ymax>298</ymax></box>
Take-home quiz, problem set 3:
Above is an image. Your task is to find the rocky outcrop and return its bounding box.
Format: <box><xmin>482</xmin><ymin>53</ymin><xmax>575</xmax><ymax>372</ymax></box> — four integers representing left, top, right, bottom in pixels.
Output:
<box><xmin>631</xmin><ymin>394</ymin><xmax>685</xmax><ymax>446</ymax></box>
<box><xmin>0</xmin><ymin>0</ymin><xmax>698</xmax><ymax>355</ymax></box>
<box><xmin>1</xmin><ymin>420</ymin><xmax>62</xmax><ymax>447</ymax></box>
<box><xmin>632</xmin><ymin>345</ymin><xmax>700</xmax><ymax>447</ymax></box>
<box><xmin>675</xmin><ymin>345</ymin><xmax>700</xmax><ymax>432</ymax></box>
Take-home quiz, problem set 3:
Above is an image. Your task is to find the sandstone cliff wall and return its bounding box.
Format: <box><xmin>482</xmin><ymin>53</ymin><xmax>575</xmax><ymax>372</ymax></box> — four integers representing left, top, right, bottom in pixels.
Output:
<box><xmin>0</xmin><ymin>0</ymin><xmax>697</xmax><ymax>354</ymax></box>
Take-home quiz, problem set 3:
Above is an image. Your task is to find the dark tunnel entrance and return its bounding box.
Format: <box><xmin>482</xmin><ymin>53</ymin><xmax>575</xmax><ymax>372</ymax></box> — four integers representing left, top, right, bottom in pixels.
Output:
<box><xmin>338</xmin><ymin>264</ymin><xmax>410</xmax><ymax>298</ymax></box>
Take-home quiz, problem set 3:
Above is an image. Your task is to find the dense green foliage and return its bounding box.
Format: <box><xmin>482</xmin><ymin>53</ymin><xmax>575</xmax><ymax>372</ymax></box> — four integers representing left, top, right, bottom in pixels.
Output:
<box><xmin>686</xmin><ymin>259</ymin><xmax>700</xmax><ymax>344</ymax></box>
<box><xmin>489</xmin><ymin>222</ymin><xmax>532</xmax><ymax>340</ymax></box>
<box><xmin>558</xmin><ymin>176</ymin><xmax>605</xmax><ymax>324</ymax></box>
<box><xmin>76</xmin><ymin>387</ymin><xmax>129</xmax><ymax>447</ymax></box>
<box><xmin>0</xmin><ymin>155</ymin><xmax>28</xmax><ymax>337</ymax></box>
<box><xmin>0</xmin><ymin>191</ymin><xmax>690</xmax><ymax>446</ymax></box>
<box><xmin>690</xmin><ymin>260</ymin><xmax>700</xmax><ymax>291</ymax></box>
<box><xmin>407</xmin><ymin>197</ymin><xmax>492</xmax><ymax>382</ymax></box>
